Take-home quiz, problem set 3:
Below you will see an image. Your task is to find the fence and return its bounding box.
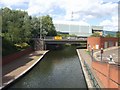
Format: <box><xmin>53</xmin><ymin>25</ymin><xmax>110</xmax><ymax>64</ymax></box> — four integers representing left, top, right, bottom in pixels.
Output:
<box><xmin>84</xmin><ymin>61</ymin><xmax>101</xmax><ymax>89</ymax></box>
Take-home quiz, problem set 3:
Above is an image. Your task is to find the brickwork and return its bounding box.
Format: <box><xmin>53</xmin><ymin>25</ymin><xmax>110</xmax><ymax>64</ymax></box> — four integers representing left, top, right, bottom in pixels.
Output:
<box><xmin>34</xmin><ymin>39</ymin><xmax>44</xmax><ymax>50</ymax></box>
<box><xmin>2</xmin><ymin>47</ymin><xmax>33</xmax><ymax>65</ymax></box>
<box><xmin>92</xmin><ymin>61</ymin><xmax>120</xmax><ymax>88</ymax></box>
<box><xmin>87</xmin><ymin>37</ymin><xmax>118</xmax><ymax>50</ymax></box>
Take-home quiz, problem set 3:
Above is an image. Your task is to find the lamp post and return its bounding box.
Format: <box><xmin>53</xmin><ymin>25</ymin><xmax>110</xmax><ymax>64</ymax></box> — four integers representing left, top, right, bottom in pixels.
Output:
<box><xmin>101</xmin><ymin>48</ymin><xmax>103</xmax><ymax>61</ymax></box>
<box><xmin>42</xmin><ymin>29</ymin><xmax>48</xmax><ymax>39</ymax></box>
<box><xmin>39</xmin><ymin>12</ymin><xmax>42</xmax><ymax>40</ymax></box>
<box><xmin>40</xmin><ymin>16</ymin><xmax>42</xmax><ymax>39</ymax></box>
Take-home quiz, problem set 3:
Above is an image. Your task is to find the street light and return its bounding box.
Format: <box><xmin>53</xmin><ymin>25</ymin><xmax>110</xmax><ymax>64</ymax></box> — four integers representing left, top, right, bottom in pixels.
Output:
<box><xmin>40</xmin><ymin>17</ymin><xmax>42</xmax><ymax>39</ymax></box>
<box><xmin>42</xmin><ymin>29</ymin><xmax>48</xmax><ymax>39</ymax></box>
<box><xmin>39</xmin><ymin>15</ymin><xmax>42</xmax><ymax>39</ymax></box>
<box><xmin>101</xmin><ymin>48</ymin><xmax>103</xmax><ymax>61</ymax></box>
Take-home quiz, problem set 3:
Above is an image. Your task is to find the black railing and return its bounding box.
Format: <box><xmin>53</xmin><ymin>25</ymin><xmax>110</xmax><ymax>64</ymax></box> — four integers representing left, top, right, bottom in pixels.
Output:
<box><xmin>84</xmin><ymin>61</ymin><xmax>101</xmax><ymax>89</ymax></box>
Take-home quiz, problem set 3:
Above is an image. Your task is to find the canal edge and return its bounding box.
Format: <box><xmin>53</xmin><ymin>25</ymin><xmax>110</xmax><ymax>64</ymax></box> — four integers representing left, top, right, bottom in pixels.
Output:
<box><xmin>76</xmin><ymin>49</ymin><xmax>93</xmax><ymax>89</ymax></box>
<box><xmin>1</xmin><ymin>50</ymin><xmax>49</xmax><ymax>90</ymax></box>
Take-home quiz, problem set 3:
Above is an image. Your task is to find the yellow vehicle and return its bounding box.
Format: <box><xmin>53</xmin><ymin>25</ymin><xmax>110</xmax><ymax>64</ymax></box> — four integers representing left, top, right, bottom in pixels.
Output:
<box><xmin>54</xmin><ymin>36</ymin><xmax>62</xmax><ymax>40</ymax></box>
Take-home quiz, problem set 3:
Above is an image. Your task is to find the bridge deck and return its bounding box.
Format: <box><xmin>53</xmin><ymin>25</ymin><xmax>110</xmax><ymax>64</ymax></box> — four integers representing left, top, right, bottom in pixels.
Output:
<box><xmin>43</xmin><ymin>39</ymin><xmax>87</xmax><ymax>44</ymax></box>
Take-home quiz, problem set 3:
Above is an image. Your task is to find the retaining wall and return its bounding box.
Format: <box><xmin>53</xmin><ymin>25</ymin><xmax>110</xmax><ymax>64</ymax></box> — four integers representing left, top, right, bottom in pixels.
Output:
<box><xmin>92</xmin><ymin>61</ymin><xmax>120</xmax><ymax>88</ymax></box>
<box><xmin>2</xmin><ymin>47</ymin><xmax>33</xmax><ymax>65</ymax></box>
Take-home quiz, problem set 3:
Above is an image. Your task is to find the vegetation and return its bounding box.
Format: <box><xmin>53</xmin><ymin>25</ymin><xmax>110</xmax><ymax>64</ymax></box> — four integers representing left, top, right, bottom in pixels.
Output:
<box><xmin>116</xmin><ymin>31</ymin><xmax>120</xmax><ymax>46</ymax></box>
<box><xmin>90</xmin><ymin>32</ymin><xmax>101</xmax><ymax>37</ymax></box>
<box><xmin>1</xmin><ymin>7</ymin><xmax>57</xmax><ymax>56</ymax></box>
<box><xmin>2</xmin><ymin>38</ymin><xmax>18</xmax><ymax>56</ymax></box>
<box><xmin>91</xmin><ymin>32</ymin><xmax>118</xmax><ymax>38</ymax></box>
<box><xmin>57</xmin><ymin>31</ymin><xmax>77</xmax><ymax>38</ymax></box>
<box><xmin>90</xmin><ymin>31</ymin><xmax>120</xmax><ymax>46</ymax></box>
<box><xmin>86</xmin><ymin>50</ymin><xmax>90</xmax><ymax>55</ymax></box>
<box><xmin>105</xmin><ymin>34</ymin><xmax>115</xmax><ymax>37</ymax></box>
<box><xmin>41</xmin><ymin>15</ymin><xmax>57</xmax><ymax>36</ymax></box>
<box><xmin>116</xmin><ymin>31</ymin><xmax>120</xmax><ymax>38</ymax></box>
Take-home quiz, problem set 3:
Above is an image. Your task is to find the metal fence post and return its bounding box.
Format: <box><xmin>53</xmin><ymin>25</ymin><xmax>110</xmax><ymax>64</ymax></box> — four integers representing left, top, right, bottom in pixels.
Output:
<box><xmin>101</xmin><ymin>48</ymin><xmax>103</xmax><ymax>61</ymax></box>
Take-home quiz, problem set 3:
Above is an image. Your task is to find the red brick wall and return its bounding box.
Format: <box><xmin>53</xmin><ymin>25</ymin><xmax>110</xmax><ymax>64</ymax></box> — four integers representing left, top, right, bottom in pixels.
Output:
<box><xmin>87</xmin><ymin>37</ymin><xmax>118</xmax><ymax>50</ymax></box>
<box><xmin>2</xmin><ymin>47</ymin><xmax>33</xmax><ymax>65</ymax></box>
<box><xmin>101</xmin><ymin>37</ymin><xmax>118</xmax><ymax>48</ymax></box>
<box><xmin>87</xmin><ymin>37</ymin><xmax>101</xmax><ymax>50</ymax></box>
<box><xmin>109</xmin><ymin>65</ymin><xmax>119</xmax><ymax>84</ymax></box>
<box><xmin>92</xmin><ymin>61</ymin><xmax>120</xmax><ymax>88</ymax></box>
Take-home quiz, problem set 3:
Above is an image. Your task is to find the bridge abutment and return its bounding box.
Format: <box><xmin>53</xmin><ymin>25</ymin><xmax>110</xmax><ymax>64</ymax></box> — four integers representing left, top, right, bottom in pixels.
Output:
<box><xmin>34</xmin><ymin>38</ymin><xmax>45</xmax><ymax>51</ymax></box>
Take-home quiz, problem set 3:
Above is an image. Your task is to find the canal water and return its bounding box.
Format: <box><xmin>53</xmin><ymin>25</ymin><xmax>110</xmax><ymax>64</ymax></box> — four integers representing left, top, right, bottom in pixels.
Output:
<box><xmin>9</xmin><ymin>46</ymin><xmax>87</xmax><ymax>88</ymax></box>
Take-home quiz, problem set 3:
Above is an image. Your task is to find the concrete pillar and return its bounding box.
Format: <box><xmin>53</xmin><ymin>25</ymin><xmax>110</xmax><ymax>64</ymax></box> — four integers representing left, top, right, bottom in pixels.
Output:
<box><xmin>44</xmin><ymin>43</ymin><xmax>46</xmax><ymax>50</ymax></box>
<box><xmin>39</xmin><ymin>39</ymin><xmax>44</xmax><ymax>50</ymax></box>
<box><xmin>34</xmin><ymin>38</ymin><xmax>44</xmax><ymax>51</ymax></box>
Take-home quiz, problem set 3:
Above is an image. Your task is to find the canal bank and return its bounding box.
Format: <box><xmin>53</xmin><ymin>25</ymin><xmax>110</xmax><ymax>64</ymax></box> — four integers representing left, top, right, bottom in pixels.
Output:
<box><xmin>2</xmin><ymin>50</ymin><xmax>49</xmax><ymax>89</ymax></box>
<box><xmin>77</xmin><ymin>49</ymin><xmax>105</xmax><ymax>88</ymax></box>
<box><xmin>76</xmin><ymin>49</ymin><xmax>93</xmax><ymax>88</ymax></box>
<box><xmin>6</xmin><ymin>46</ymin><xmax>87</xmax><ymax>88</ymax></box>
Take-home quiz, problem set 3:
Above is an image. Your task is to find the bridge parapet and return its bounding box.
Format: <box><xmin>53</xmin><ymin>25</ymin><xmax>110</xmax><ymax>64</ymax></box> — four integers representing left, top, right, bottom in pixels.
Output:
<box><xmin>44</xmin><ymin>36</ymin><xmax>87</xmax><ymax>41</ymax></box>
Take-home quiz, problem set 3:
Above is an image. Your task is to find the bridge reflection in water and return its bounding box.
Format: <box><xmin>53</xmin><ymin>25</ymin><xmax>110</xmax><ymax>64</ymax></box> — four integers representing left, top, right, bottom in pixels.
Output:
<box><xmin>9</xmin><ymin>46</ymin><xmax>87</xmax><ymax>88</ymax></box>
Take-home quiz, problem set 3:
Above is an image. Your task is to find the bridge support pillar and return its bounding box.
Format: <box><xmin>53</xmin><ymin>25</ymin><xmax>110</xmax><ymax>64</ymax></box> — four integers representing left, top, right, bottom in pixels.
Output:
<box><xmin>34</xmin><ymin>38</ymin><xmax>44</xmax><ymax>51</ymax></box>
<box><xmin>44</xmin><ymin>43</ymin><xmax>46</xmax><ymax>50</ymax></box>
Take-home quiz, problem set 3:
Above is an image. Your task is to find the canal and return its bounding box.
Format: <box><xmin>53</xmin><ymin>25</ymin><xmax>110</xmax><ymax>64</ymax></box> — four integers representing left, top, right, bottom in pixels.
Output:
<box><xmin>9</xmin><ymin>46</ymin><xmax>87</xmax><ymax>88</ymax></box>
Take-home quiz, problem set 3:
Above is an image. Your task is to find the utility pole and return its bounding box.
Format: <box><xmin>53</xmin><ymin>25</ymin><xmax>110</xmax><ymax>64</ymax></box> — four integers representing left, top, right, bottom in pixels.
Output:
<box><xmin>101</xmin><ymin>48</ymin><xmax>103</xmax><ymax>61</ymax></box>
<box><xmin>71</xmin><ymin>11</ymin><xmax>81</xmax><ymax>21</ymax></box>
<box><xmin>71</xmin><ymin>11</ymin><xmax>73</xmax><ymax>21</ymax></box>
<box><xmin>40</xmin><ymin>16</ymin><xmax>42</xmax><ymax>39</ymax></box>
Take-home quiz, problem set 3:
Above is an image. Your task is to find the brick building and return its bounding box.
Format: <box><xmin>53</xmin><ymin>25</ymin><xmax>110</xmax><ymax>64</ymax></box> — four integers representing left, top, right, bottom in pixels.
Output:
<box><xmin>87</xmin><ymin>37</ymin><xmax>118</xmax><ymax>50</ymax></box>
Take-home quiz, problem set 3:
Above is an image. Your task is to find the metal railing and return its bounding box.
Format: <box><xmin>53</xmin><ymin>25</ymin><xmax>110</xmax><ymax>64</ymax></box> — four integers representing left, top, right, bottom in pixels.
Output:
<box><xmin>44</xmin><ymin>36</ymin><xmax>87</xmax><ymax>40</ymax></box>
<box><xmin>84</xmin><ymin>61</ymin><xmax>101</xmax><ymax>89</ymax></box>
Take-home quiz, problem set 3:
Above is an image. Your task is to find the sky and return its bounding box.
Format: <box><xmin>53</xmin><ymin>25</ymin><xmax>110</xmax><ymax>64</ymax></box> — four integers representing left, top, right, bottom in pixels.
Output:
<box><xmin>0</xmin><ymin>0</ymin><xmax>119</xmax><ymax>31</ymax></box>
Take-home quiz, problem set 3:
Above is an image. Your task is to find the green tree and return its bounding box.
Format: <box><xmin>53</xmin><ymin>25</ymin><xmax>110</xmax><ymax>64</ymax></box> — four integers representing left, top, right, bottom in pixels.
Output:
<box><xmin>2</xmin><ymin>7</ymin><xmax>11</xmax><ymax>33</ymax></box>
<box><xmin>90</xmin><ymin>32</ymin><xmax>101</xmax><ymax>37</ymax></box>
<box><xmin>116</xmin><ymin>31</ymin><xmax>120</xmax><ymax>46</ymax></box>
<box><xmin>31</xmin><ymin>17</ymin><xmax>40</xmax><ymax>38</ymax></box>
<box><xmin>21</xmin><ymin>15</ymin><xmax>32</xmax><ymax>43</ymax></box>
<box><xmin>1</xmin><ymin>8</ymin><xmax>31</xmax><ymax>43</ymax></box>
<box><xmin>105</xmin><ymin>34</ymin><xmax>114</xmax><ymax>37</ymax></box>
<box><xmin>116</xmin><ymin>31</ymin><xmax>120</xmax><ymax>38</ymax></box>
<box><xmin>1</xmin><ymin>7</ymin><xmax>58</xmax><ymax>56</ymax></box>
<box><xmin>41</xmin><ymin>15</ymin><xmax>57</xmax><ymax>36</ymax></box>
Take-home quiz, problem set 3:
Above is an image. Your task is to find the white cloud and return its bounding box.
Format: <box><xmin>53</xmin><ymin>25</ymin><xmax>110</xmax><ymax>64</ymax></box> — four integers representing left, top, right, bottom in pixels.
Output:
<box><xmin>27</xmin><ymin>0</ymin><xmax>62</xmax><ymax>15</ymax></box>
<box><xmin>100</xmin><ymin>15</ymin><xmax>118</xmax><ymax>31</ymax></box>
<box><xmin>100</xmin><ymin>20</ymin><xmax>112</xmax><ymax>26</ymax></box>
<box><xmin>0</xmin><ymin>0</ymin><xmax>119</xmax><ymax>31</ymax></box>
<box><xmin>0</xmin><ymin>0</ymin><xmax>29</xmax><ymax>7</ymax></box>
<box><xmin>63</xmin><ymin>0</ymin><xmax>118</xmax><ymax>21</ymax></box>
<box><xmin>53</xmin><ymin>20</ymin><xmax>90</xmax><ymax>26</ymax></box>
<box><xmin>1</xmin><ymin>0</ymin><xmax>118</xmax><ymax>20</ymax></box>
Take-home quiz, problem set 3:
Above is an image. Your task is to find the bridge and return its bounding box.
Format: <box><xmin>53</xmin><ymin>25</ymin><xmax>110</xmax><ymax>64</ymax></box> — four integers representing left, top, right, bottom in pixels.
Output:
<box><xmin>44</xmin><ymin>39</ymin><xmax>87</xmax><ymax>44</ymax></box>
<box><xmin>34</xmin><ymin>37</ymin><xmax>87</xmax><ymax>50</ymax></box>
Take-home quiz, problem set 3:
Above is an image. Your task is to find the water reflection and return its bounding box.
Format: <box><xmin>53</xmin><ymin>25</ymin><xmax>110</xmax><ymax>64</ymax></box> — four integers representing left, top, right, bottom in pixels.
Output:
<box><xmin>9</xmin><ymin>46</ymin><xmax>87</xmax><ymax>88</ymax></box>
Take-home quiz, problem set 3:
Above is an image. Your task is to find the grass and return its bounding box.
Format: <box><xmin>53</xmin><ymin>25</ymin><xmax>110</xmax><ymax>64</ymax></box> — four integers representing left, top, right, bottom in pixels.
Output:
<box><xmin>14</xmin><ymin>43</ymin><xmax>29</xmax><ymax>48</ymax></box>
<box><xmin>86</xmin><ymin>50</ymin><xmax>91</xmax><ymax>55</ymax></box>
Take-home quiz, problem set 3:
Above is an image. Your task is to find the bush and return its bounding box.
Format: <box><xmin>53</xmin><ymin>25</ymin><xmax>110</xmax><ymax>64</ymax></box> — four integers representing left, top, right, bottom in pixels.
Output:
<box><xmin>14</xmin><ymin>43</ymin><xmax>30</xmax><ymax>49</ymax></box>
<box><xmin>2</xmin><ymin>38</ymin><xmax>18</xmax><ymax>56</ymax></box>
